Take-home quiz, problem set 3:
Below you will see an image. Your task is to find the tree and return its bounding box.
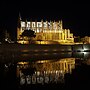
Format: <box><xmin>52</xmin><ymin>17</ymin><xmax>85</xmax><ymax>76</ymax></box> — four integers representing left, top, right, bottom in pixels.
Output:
<box><xmin>74</xmin><ymin>36</ymin><xmax>81</xmax><ymax>43</ymax></box>
<box><xmin>20</xmin><ymin>29</ymin><xmax>36</xmax><ymax>44</ymax></box>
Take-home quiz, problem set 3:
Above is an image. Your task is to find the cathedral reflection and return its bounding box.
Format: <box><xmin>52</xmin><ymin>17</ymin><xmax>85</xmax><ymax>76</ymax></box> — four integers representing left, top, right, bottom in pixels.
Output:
<box><xmin>17</xmin><ymin>58</ymin><xmax>75</xmax><ymax>85</ymax></box>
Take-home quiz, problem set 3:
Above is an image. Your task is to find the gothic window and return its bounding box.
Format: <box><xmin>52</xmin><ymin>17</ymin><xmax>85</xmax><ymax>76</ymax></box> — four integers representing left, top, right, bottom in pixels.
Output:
<box><xmin>32</xmin><ymin>22</ymin><xmax>35</xmax><ymax>27</ymax></box>
<box><xmin>21</xmin><ymin>22</ymin><xmax>25</xmax><ymax>27</ymax></box>
<box><xmin>27</xmin><ymin>22</ymin><xmax>30</xmax><ymax>27</ymax></box>
<box><xmin>43</xmin><ymin>22</ymin><xmax>47</xmax><ymax>27</ymax></box>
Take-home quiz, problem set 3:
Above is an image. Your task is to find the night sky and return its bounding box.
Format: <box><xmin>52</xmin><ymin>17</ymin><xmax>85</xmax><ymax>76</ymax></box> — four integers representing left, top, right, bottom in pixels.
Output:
<box><xmin>0</xmin><ymin>1</ymin><xmax>90</xmax><ymax>40</ymax></box>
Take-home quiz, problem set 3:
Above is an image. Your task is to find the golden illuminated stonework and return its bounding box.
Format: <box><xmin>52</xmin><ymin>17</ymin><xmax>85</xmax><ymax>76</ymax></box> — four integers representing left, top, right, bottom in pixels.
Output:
<box><xmin>17</xmin><ymin>15</ymin><xmax>74</xmax><ymax>44</ymax></box>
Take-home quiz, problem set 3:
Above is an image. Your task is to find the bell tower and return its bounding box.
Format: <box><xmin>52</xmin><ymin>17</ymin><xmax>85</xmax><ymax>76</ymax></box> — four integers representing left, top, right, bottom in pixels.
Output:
<box><xmin>17</xmin><ymin>12</ymin><xmax>22</xmax><ymax>41</ymax></box>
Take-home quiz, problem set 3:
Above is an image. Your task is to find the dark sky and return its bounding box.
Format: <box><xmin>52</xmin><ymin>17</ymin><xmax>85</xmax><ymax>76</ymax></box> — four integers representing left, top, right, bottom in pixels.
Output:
<box><xmin>0</xmin><ymin>1</ymin><xmax>90</xmax><ymax>40</ymax></box>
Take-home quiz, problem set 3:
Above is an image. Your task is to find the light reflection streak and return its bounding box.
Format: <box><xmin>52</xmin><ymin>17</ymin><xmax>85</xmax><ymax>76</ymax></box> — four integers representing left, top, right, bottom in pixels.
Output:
<box><xmin>17</xmin><ymin>58</ymin><xmax>75</xmax><ymax>85</ymax></box>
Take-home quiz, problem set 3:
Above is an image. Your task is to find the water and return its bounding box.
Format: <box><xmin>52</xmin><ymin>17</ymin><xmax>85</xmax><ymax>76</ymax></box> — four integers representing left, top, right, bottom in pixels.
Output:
<box><xmin>0</xmin><ymin>52</ymin><xmax>90</xmax><ymax>89</ymax></box>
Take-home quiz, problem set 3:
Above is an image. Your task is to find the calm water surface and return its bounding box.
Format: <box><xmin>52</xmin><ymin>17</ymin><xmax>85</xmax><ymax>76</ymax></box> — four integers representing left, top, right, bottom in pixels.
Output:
<box><xmin>0</xmin><ymin>52</ymin><xmax>90</xmax><ymax>89</ymax></box>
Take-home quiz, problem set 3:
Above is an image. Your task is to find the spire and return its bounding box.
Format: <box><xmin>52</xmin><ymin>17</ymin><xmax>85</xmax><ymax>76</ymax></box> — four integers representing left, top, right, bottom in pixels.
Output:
<box><xmin>19</xmin><ymin>12</ymin><xmax>22</xmax><ymax>21</ymax></box>
<box><xmin>60</xmin><ymin>19</ymin><xmax>63</xmax><ymax>29</ymax></box>
<box><xmin>17</xmin><ymin>12</ymin><xmax>21</xmax><ymax>28</ymax></box>
<box><xmin>58</xmin><ymin>20</ymin><xmax>63</xmax><ymax>29</ymax></box>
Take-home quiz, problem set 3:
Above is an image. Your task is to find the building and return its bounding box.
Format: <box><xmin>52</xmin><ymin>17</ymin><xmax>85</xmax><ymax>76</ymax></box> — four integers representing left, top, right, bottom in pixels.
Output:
<box><xmin>17</xmin><ymin>15</ymin><xmax>74</xmax><ymax>44</ymax></box>
<box><xmin>17</xmin><ymin>58</ymin><xmax>75</xmax><ymax>84</ymax></box>
<box><xmin>81</xmin><ymin>36</ymin><xmax>90</xmax><ymax>44</ymax></box>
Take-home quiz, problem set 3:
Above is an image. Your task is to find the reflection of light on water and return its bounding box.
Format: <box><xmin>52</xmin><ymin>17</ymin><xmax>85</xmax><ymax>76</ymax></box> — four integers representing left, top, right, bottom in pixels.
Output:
<box><xmin>26</xmin><ymin>75</ymin><xmax>31</xmax><ymax>84</ymax></box>
<box><xmin>17</xmin><ymin>58</ymin><xmax>75</xmax><ymax>85</ymax></box>
<box><xmin>22</xmin><ymin>50</ymin><xmax>29</xmax><ymax>52</ymax></box>
<box><xmin>53</xmin><ymin>53</ymin><xmax>57</xmax><ymax>55</ymax></box>
<box><xmin>83</xmin><ymin>52</ymin><xmax>88</xmax><ymax>55</ymax></box>
<box><xmin>17</xmin><ymin>62</ymin><xmax>29</xmax><ymax>65</ymax></box>
<box><xmin>81</xmin><ymin>51</ymin><xmax>89</xmax><ymax>57</ymax></box>
<box><xmin>19</xmin><ymin>70</ymin><xmax>65</xmax><ymax>85</ymax></box>
<box><xmin>22</xmin><ymin>54</ymin><xmax>29</xmax><ymax>57</ymax></box>
<box><xmin>44</xmin><ymin>49</ymin><xmax>48</xmax><ymax>52</ymax></box>
<box><xmin>20</xmin><ymin>76</ymin><xmax>25</xmax><ymax>85</ymax></box>
<box><xmin>83</xmin><ymin>46</ymin><xmax>89</xmax><ymax>51</ymax></box>
<box><xmin>36</xmin><ymin>60</ymin><xmax>50</xmax><ymax>63</ymax></box>
<box><xmin>36</xmin><ymin>71</ymin><xmax>40</xmax><ymax>76</ymax></box>
<box><xmin>53</xmin><ymin>49</ymin><xmax>57</xmax><ymax>51</ymax></box>
<box><xmin>44</xmin><ymin>53</ymin><xmax>48</xmax><ymax>55</ymax></box>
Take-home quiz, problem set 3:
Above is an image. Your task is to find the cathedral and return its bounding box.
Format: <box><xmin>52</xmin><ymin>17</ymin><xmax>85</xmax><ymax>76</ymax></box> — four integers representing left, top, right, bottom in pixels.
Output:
<box><xmin>17</xmin><ymin>15</ymin><xmax>74</xmax><ymax>44</ymax></box>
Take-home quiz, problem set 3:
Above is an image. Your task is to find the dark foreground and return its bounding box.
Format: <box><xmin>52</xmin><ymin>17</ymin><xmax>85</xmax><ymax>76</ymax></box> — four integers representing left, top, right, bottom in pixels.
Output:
<box><xmin>0</xmin><ymin>64</ymin><xmax>90</xmax><ymax>89</ymax></box>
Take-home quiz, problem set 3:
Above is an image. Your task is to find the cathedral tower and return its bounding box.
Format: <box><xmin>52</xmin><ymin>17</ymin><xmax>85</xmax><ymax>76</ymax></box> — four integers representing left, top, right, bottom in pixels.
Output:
<box><xmin>17</xmin><ymin>13</ymin><xmax>22</xmax><ymax>41</ymax></box>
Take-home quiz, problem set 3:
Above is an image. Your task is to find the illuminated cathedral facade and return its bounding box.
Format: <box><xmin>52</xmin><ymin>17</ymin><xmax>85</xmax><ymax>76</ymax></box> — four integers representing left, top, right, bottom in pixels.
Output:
<box><xmin>17</xmin><ymin>15</ymin><xmax>74</xmax><ymax>44</ymax></box>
